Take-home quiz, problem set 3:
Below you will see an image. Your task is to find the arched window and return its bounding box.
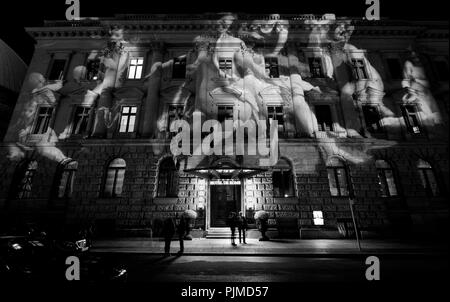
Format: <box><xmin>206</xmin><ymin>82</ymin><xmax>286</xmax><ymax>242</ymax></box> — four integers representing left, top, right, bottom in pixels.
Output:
<box><xmin>272</xmin><ymin>158</ymin><xmax>295</xmax><ymax>198</ymax></box>
<box><xmin>103</xmin><ymin>158</ymin><xmax>126</xmax><ymax>197</ymax></box>
<box><xmin>157</xmin><ymin>157</ymin><xmax>178</xmax><ymax>197</ymax></box>
<box><xmin>417</xmin><ymin>159</ymin><xmax>439</xmax><ymax>197</ymax></box>
<box><xmin>327</xmin><ymin>157</ymin><xmax>350</xmax><ymax>197</ymax></box>
<box><xmin>376</xmin><ymin>160</ymin><xmax>399</xmax><ymax>197</ymax></box>
<box><xmin>12</xmin><ymin>160</ymin><xmax>38</xmax><ymax>199</ymax></box>
<box><xmin>55</xmin><ymin>160</ymin><xmax>78</xmax><ymax>198</ymax></box>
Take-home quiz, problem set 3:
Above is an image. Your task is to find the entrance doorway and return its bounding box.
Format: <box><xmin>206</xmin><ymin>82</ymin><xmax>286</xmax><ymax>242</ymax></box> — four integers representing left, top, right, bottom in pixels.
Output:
<box><xmin>210</xmin><ymin>185</ymin><xmax>241</xmax><ymax>227</ymax></box>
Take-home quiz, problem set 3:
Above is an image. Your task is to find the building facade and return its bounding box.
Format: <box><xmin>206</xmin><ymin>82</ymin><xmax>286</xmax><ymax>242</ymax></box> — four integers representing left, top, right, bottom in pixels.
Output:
<box><xmin>0</xmin><ymin>13</ymin><xmax>448</xmax><ymax>238</ymax></box>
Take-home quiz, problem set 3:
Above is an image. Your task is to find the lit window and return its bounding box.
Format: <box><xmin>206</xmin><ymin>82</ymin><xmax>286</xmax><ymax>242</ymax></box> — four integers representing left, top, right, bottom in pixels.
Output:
<box><xmin>386</xmin><ymin>58</ymin><xmax>403</xmax><ymax>80</ymax></box>
<box><xmin>265</xmin><ymin>57</ymin><xmax>279</xmax><ymax>78</ymax></box>
<box><xmin>351</xmin><ymin>58</ymin><xmax>368</xmax><ymax>80</ymax></box>
<box><xmin>56</xmin><ymin>160</ymin><xmax>78</xmax><ymax>198</ymax></box>
<box><xmin>401</xmin><ymin>105</ymin><xmax>421</xmax><ymax>134</ymax></box>
<box><xmin>172</xmin><ymin>57</ymin><xmax>186</xmax><ymax>79</ymax></box>
<box><xmin>14</xmin><ymin>160</ymin><xmax>38</xmax><ymax>199</ymax></box>
<box><xmin>157</xmin><ymin>158</ymin><xmax>178</xmax><ymax>197</ymax></box>
<box><xmin>309</xmin><ymin>57</ymin><xmax>324</xmax><ymax>78</ymax></box>
<box><xmin>376</xmin><ymin>160</ymin><xmax>398</xmax><ymax>197</ymax></box>
<box><xmin>219</xmin><ymin>58</ymin><xmax>233</xmax><ymax>78</ymax></box>
<box><xmin>362</xmin><ymin>105</ymin><xmax>383</xmax><ymax>134</ymax></box>
<box><xmin>33</xmin><ymin>107</ymin><xmax>54</xmax><ymax>134</ymax></box>
<box><xmin>217</xmin><ymin>106</ymin><xmax>234</xmax><ymax>123</ymax></box>
<box><xmin>119</xmin><ymin>106</ymin><xmax>137</xmax><ymax>133</ymax></box>
<box><xmin>327</xmin><ymin>157</ymin><xmax>350</xmax><ymax>197</ymax></box>
<box><xmin>417</xmin><ymin>159</ymin><xmax>440</xmax><ymax>197</ymax></box>
<box><xmin>72</xmin><ymin>106</ymin><xmax>92</xmax><ymax>135</ymax></box>
<box><xmin>313</xmin><ymin>211</ymin><xmax>324</xmax><ymax>225</ymax></box>
<box><xmin>48</xmin><ymin>59</ymin><xmax>67</xmax><ymax>80</ymax></box>
<box><xmin>103</xmin><ymin>158</ymin><xmax>126</xmax><ymax>197</ymax></box>
<box><xmin>127</xmin><ymin>57</ymin><xmax>144</xmax><ymax>79</ymax></box>
<box><xmin>267</xmin><ymin>106</ymin><xmax>285</xmax><ymax>135</ymax></box>
<box><xmin>315</xmin><ymin>105</ymin><xmax>333</xmax><ymax>132</ymax></box>
<box><xmin>272</xmin><ymin>159</ymin><xmax>295</xmax><ymax>198</ymax></box>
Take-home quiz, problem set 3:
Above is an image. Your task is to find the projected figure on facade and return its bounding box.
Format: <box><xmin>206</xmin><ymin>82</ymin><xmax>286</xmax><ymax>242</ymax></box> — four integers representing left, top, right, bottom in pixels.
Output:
<box><xmin>6</xmin><ymin>72</ymin><xmax>67</xmax><ymax>162</ymax></box>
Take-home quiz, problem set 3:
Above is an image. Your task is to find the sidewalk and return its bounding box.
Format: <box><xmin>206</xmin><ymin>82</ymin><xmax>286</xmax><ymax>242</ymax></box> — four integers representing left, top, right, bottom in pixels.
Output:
<box><xmin>90</xmin><ymin>237</ymin><xmax>449</xmax><ymax>256</ymax></box>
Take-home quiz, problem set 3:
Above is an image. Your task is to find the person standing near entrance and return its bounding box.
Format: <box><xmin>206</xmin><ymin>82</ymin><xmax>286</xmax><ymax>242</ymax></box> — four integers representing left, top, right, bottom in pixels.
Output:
<box><xmin>162</xmin><ymin>217</ymin><xmax>176</xmax><ymax>256</ymax></box>
<box><xmin>227</xmin><ymin>212</ymin><xmax>237</xmax><ymax>246</ymax></box>
<box><xmin>177</xmin><ymin>216</ymin><xmax>188</xmax><ymax>254</ymax></box>
<box><xmin>237</xmin><ymin>211</ymin><xmax>248</xmax><ymax>244</ymax></box>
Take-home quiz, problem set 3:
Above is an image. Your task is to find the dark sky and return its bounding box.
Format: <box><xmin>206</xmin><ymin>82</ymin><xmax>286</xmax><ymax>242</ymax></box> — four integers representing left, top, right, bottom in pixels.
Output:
<box><xmin>0</xmin><ymin>0</ymin><xmax>447</xmax><ymax>64</ymax></box>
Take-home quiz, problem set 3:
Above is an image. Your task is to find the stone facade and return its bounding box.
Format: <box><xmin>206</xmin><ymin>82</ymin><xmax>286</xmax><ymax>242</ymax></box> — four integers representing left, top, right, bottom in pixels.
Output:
<box><xmin>0</xmin><ymin>13</ymin><xmax>448</xmax><ymax>238</ymax></box>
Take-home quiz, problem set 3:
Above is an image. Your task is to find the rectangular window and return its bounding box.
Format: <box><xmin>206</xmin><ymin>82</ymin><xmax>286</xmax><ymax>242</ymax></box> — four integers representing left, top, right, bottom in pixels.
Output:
<box><xmin>273</xmin><ymin>170</ymin><xmax>294</xmax><ymax>197</ymax></box>
<box><xmin>309</xmin><ymin>57</ymin><xmax>324</xmax><ymax>78</ymax></box>
<box><xmin>265</xmin><ymin>57</ymin><xmax>279</xmax><ymax>78</ymax></box>
<box><xmin>378</xmin><ymin>168</ymin><xmax>398</xmax><ymax>197</ymax></box>
<box><xmin>401</xmin><ymin>105</ymin><xmax>421</xmax><ymax>134</ymax></box>
<box><xmin>217</xmin><ymin>106</ymin><xmax>234</xmax><ymax>123</ymax></box>
<box><xmin>119</xmin><ymin>106</ymin><xmax>137</xmax><ymax>133</ymax></box>
<box><xmin>48</xmin><ymin>59</ymin><xmax>67</xmax><ymax>80</ymax></box>
<box><xmin>313</xmin><ymin>211</ymin><xmax>324</xmax><ymax>226</ymax></box>
<box><xmin>86</xmin><ymin>59</ymin><xmax>102</xmax><ymax>81</ymax></box>
<box><xmin>267</xmin><ymin>106</ymin><xmax>285</xmax><ymax>134</ymax></box>
<box><xmin>418</xmin><ymin>168</ymin><xmax>439</xmax><ymax>197</ymax></box>
<box><xmin>127</xmin><ymin>57</ymin><xmax>144</xmax><ymax>79</ymax></box>
<box><xmin>17</xmin><ymin>162</ymin><xmax>38</xmax><ymax>199</ymax></box>
<box><xmin>33</xmin><ymin>107</ymin><xmax>54</xmax><ymax>134</ymax></box>
<box><xmin>219</xmin><ymin>58</ymin><xmax>233</xmax><ymax>78</ymax></box>
<box><xmin>327</xmin><ymin>167</ymin><xmax>349</xmax><ymax>197</ymax></box>
<box><xmin>386</xmin><ymin>58</ymin><xmax>403</xmax><ymax>80</ymax></box>
<box><xmin>315</xmin><ymin>105</ymin><xmax>333</xmax><ymax>131</ymax></box>
<box><xmin>362</xmin><ymin>105</ymin><xmax>383</xmax><ymax>133</ymax></box>
<box><xmin>104</xmin><ymin>167</ymin><xmax>125</xmax><ymax>197</ymax></box>
<box><xmin>351</xmin><ymin>58</ymin><xmax>368</xmax><ymax>80</ymax></box>
<box><xmin>72</xmin><ymin>106</ymin><xmax>92</xmax><ymax>135</ymax></box>
<box><xmin>167</xmin><ymin>105</ymin><xmax>184</xmax><ymax>137</ymax></box>
<box><xmin>172</xmin><ymin>57</ymin><xmax>187</xmax><ymax>79</ymax></box>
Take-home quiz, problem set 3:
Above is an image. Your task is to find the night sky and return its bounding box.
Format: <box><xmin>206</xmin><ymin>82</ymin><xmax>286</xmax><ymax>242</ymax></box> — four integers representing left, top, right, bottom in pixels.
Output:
<box><xmin>0</xmin><ymin>0</ymin><xmax>447</xmax><ymax>65</ymax></box>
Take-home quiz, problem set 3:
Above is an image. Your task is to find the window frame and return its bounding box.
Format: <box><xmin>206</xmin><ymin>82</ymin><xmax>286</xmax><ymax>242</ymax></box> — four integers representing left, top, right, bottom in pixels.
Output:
<box><xmin>314</xmin><ymin>104</ymin><xmax>334</xmax><ymax>132</ymax></box>
<box><xmin>267</xmin><ymin>105</ymin><xmax>285</xmax><ymax>136</ymax></box>
<box><xmin>32</xmin><ymin>106</ymin><xmax>55</xmax><ymax>135</ymax></box>
<box><xmin>272</xmin><ymin>159</ymin><xmax>295</xmax><ymax>198</ymax></box>
<box><xmin>327</xmin><ymin>158</ymin><xmax>351</xmax><ymax>197</ymax></box>
<box><xmin>103</xmin><ymin>158</ymin><xmax>126</xmax><ymax>198</ymax></box>
<box><xmin>54</xmin><ymin>160</ymin><xmax>78</xmax><ymax>199</ymax></box>
<box><xmin>375</xmin><ymin>160</ymin><xmax>399</xmax><ymax>197</ymax></box>
<box><xmin>351</xmin><ymin>58</ymin><xmax>369</xmax><ymax>80</ymax></box>
<box><xmin>308</xmin><ymin>57</ymin><xmax>324</xmax><ymax>78</ymax></box>
<box><xmin>401</xmin><ymin>104</ymin><xmax>422</xmax><ymax>135</ymax></box>
<box><xmin>417</xmin><ymin>160</ymin><xmax>440</xmax><ymax>197</ymax></box>
<box><xmin>47</xmin><ymin>57</ymin><xmax>68</xmax><ymax>81</ymax></box>
<box><xmin>14</xmin><ymin>160</ymin><xmax>38</xmax><ymax>200</ymax></box>
<box><xmin>156</xmin><ymin>157</ymin><xmax>179</xmax><ymax>198</ymax></box>
<box><xmin>118</xmin><ymin>105</ymin><xmax>138</xmax><ymax>134</ymax></box>
<box><xmin>127</xmin><ymin>57</ymin><xmax>145</xmax><ymax>80</ymax></box>
<box><xmin>218</xmin><ymin>57</ymin><xmax>233</xmax><ymax>78</ymax></box>
<box><xmin>264</xmin><ymin>57</ymin><xmax>280</xmax><ymax>78</ymax></box>
<box><xmin>71</xmin><ymin>105</ymin><xmax>93</xmax><ymax>136</ymax></box>
<box><xmin>362</xmin><ymin>104</ymin><xmax>384</xmax><ymax>135</ymax></box>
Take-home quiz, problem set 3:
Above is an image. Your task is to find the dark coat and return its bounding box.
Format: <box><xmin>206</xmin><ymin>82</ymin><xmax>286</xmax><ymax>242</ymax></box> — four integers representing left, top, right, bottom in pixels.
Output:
<box><xmin>177</xmin><ymin>217</ymin><xmax>188</xmax><ymax>236</ymax></box>
<box><xmin>162</xmin><ymin>218</ymin><xmax>176</xmax><ymax>238</ymax></box>
<box><xmin>238</xmin><ymin>216</ymin><xmax>248</xmax><ymax>230</ymax></box>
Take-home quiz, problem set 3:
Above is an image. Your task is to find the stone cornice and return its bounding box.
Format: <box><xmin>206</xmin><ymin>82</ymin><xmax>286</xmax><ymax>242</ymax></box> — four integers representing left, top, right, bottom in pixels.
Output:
<box><xmin>26</xmin><ymin>16</ymin><xmax>448</xmax><ymax>40</ymax></box>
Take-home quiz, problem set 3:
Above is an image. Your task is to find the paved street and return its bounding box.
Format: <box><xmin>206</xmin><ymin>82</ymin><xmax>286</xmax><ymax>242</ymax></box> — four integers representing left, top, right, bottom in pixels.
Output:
<box><xmin>94</xmin><ymin>253</ymin><xmax>448</xmax><ymax>283</ymax></box>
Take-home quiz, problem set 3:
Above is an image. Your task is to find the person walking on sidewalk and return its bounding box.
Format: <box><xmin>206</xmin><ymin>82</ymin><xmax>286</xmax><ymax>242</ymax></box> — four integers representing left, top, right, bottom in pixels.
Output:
<box><xmin>227</xmin><ymin>212</ymin><xmax>237</xmax><ymax>246</ymax></box>
<box><xmin>177</xmin><ymin>216</ymin><xmax>188</xmax><ymax>254</ymax></box>
<box><xmin>237</xmin><ymin>211</ymin><xmax>248</xmax><ymax>244</ymax></box>
<box><xmin>162</xmin><ymin>217</ymin><xmax>176</xmax><ymax>256</ymax></box>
